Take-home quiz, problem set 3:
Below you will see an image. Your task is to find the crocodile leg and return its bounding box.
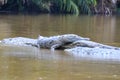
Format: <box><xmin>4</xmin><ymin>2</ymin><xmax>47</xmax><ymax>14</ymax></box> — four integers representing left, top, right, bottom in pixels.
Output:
<box><xmin>51</xmin><ymin>44</ymin><xmax>61</xmax><ymax>51</ymax></box>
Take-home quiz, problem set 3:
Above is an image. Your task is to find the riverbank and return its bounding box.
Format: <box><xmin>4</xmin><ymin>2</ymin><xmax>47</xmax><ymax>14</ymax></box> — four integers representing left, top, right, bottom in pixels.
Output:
<box><xmin>0</xmin><ymin>0</ymin><xmax>119</xmax><ymax>15</ymax></box>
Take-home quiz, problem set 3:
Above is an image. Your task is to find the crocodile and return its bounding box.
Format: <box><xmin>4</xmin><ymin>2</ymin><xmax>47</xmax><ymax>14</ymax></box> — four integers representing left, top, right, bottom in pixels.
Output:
<box><xmin>1</xmin><ymin>34</ymin><xmax>119</xmax><ymax>51</ymax></box>
<box><xmin>37</xmin><ymin>34</ymin><xmax>90</xmax><ymax>50</ymax></box>
<box><xmin>70</xmin><ymin>40</ymin><xmax>120</xmax><ymax>50</ymax></box>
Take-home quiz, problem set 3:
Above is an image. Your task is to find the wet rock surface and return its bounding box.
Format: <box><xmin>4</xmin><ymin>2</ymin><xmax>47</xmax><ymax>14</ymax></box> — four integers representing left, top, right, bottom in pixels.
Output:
<box><xmin>65</xmin><ymin>47</ymin><xmax>120</xmax><ymax>60</ymax></box>
<box><xmin>1</xmin><ymin>37</ymin><xmax>37</xmax><ymax>46</ymax></box>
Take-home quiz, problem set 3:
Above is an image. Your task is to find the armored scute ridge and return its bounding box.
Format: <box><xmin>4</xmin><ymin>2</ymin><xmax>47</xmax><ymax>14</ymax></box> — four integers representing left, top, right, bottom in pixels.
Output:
<box><xmin>0</xmin><ymin>34</ymin><xmax>90</xmax><ymax>49</ymax></box>
<box><xmin>37</xmin><ymin>34</ymin><xmax>90</xmax><ymax>50</ymax></box>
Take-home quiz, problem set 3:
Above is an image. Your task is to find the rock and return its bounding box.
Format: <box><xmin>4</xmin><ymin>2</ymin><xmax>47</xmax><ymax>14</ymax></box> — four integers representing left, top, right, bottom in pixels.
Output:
<box><xmin>64</xmin><ymin>39</ymin><xmax>120</xmax><ymax>60</ymax></box>
<box><xmin>1</xmin><ymin>37</ymin><xmax>37</xmax><ymax>46</ymax></box>
<box><xmin>65</xmin><ymin>47</ymin><xmax>120</xmax><ymax>60</ymax></box>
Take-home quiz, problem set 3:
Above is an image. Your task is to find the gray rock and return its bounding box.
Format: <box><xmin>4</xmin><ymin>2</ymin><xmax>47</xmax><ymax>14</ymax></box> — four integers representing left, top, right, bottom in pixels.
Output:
<box><xmin>65</xmin><ymin>47</ymin><xmax>120</xmax><ymax>60</ymax></box>
<box><xmin>1</xmin><ymin>37</ymin><xmax>37</xmax><ymax>46</ymax></box>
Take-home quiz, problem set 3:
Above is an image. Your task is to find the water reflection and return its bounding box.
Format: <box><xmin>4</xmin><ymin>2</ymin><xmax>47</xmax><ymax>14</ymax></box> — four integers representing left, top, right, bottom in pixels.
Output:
<box><xmin>0</xmin><ymin>46</ymin><xmax>120</xmax><ymax>80</ymax></box>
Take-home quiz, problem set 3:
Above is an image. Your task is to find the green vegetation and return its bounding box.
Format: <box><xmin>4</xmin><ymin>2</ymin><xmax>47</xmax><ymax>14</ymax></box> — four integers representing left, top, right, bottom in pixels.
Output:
<box><xmin>0</xmin><ymin>0</ymin><xmax>118</xmax><ymax>15</ymax></box>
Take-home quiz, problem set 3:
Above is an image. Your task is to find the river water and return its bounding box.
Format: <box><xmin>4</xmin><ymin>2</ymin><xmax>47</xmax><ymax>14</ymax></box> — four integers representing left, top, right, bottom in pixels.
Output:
<box><xmin>0</xmin><ymin>14</ymin><xmax>120</xmax><ymax>80</ymax></box>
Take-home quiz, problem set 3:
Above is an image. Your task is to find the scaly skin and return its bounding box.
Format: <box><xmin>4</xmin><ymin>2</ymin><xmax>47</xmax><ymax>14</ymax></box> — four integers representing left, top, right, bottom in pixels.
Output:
<box><xmin>37</xmin><ymin>34</ymin><xmax>89</xmax><ymax>50</ymax></box>
<box><xmin>70</xmin><ymin>40</ymin><xmax>120</xmax><ymax>50</ymax></box>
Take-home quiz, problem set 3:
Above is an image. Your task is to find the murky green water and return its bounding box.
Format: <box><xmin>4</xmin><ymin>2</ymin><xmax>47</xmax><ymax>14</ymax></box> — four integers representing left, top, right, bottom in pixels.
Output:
<box><xmin>0</xmin><ymin>14</ymin><xmax>120</xmax><ymax>80</ymax></box>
